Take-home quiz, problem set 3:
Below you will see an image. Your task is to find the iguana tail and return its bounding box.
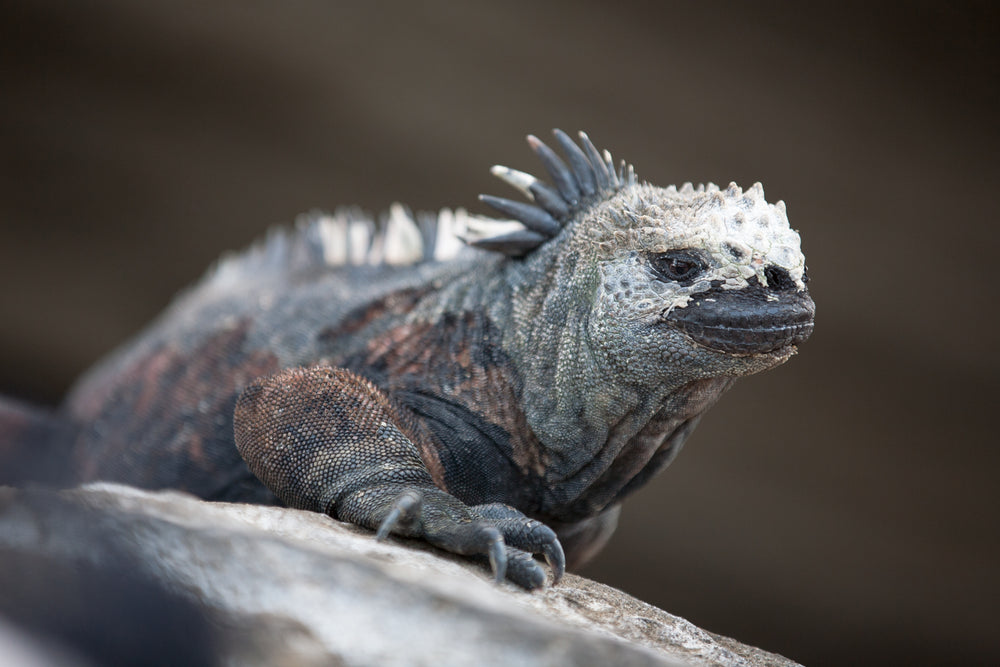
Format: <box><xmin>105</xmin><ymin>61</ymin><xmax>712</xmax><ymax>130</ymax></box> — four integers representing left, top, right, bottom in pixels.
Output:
<box><xmin>0</xmin><ymin>396</ymin><xmax>76</xmax><ymax>486</ymax></box>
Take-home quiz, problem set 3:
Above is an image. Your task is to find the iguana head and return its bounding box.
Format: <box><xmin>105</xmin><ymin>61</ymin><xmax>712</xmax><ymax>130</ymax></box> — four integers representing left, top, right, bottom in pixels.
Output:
<box><xmin>475</xmin><ymin>130</ymin><xmax>814</xmax><ymax>381</ymax></box>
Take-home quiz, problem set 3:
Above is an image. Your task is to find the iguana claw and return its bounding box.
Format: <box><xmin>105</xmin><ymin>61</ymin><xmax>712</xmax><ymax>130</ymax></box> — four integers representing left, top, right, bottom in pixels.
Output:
<box><xmin>375</xmin><ymin>490</ymin><xmax>422</xmax><ymax>541</ymax></box>
<box><xmin>486</xmin><ymin>534</ymin><xmax>507</xmax><ymax>583</ymax></box>
<box><xmin>543</xmin><ymin>540</ymin><xmax>566</xmax><ymax>585</ymax></box>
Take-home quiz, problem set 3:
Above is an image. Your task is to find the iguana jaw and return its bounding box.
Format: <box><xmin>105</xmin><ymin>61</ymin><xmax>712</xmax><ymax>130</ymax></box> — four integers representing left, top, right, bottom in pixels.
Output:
<box><xmin>663</xmin><ymin>283</ymin><xmax>815</xmax><ymax>356</ymax></box>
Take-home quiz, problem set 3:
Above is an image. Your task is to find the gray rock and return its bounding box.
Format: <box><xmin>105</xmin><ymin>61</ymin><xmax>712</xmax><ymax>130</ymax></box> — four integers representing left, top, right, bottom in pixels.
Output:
<box><xmin>0</xmin><ymin>484</ymin><xmax>801</xmax><ymax>667</ymax></box>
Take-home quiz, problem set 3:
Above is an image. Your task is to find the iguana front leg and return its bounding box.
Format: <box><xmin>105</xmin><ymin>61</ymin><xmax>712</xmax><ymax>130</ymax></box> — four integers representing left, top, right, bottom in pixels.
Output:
<box><xmin>233</xmin><ymin>366</ymin><xmax>564</xmax><ymax>589</ymax></box>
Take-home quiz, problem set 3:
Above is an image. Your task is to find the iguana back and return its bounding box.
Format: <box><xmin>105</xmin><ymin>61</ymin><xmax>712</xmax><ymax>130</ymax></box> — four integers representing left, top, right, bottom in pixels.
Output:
<box><xmin>64</xmin><ymin>207</ymin><xmax>485</xmax><ymax>502</ymax></box>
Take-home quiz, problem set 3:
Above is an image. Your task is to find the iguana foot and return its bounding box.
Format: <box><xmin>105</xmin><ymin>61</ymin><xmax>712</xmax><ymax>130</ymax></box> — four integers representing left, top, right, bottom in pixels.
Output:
<box><xmin>469</xmin><ymin>502</ymin><xmax>565</xmax><ymax>585</ymax></box>
<box><xmin>234</xmin><ymin>365</ymin><xmax>564</xmax><ymax>589</ymax></box>
<box><xmin>375</xmin><ymin>492</ymin><xmax>565</xmax><ymax>588</ymax></box>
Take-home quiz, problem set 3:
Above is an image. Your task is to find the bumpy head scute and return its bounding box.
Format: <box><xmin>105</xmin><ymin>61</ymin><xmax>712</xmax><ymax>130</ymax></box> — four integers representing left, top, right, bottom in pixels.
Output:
<box><xmin>580</xmin><ymin>183</ymin><xmax>808</xmax><ymax>330</ymax></box>
<box><xmin>614</xmin><ymin>180</ymin><xmax>808</xmax><ymax>294</ymax></box>
<box><xmin>472</xmin><ymin>129</ymin><xmax>636</xmax><ymax>256</ymax></box>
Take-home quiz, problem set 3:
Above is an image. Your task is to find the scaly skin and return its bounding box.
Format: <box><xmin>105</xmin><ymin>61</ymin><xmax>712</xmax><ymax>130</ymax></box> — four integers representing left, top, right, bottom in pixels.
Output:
<box><xmin>1</xmin><ymin>130</ymin><xmax>814</xmax><ymax>588</ymax></box>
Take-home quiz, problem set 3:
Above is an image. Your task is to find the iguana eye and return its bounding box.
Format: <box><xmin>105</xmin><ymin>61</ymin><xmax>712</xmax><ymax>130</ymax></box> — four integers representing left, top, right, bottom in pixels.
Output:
<box><xmin>650</xmin><ymin>251</ymin><xmax>706</xmax><ymax>285</ymax></box>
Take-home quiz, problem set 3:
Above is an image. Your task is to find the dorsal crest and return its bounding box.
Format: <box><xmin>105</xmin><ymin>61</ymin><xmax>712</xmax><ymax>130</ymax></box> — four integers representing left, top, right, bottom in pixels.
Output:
<box><xmin>471</xmin><ymin>129</ymin><xmax>637</xmax><ymax>256</ymax></box>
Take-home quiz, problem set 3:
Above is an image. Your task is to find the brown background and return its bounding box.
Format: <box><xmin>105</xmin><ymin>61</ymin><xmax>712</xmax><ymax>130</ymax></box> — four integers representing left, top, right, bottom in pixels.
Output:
<box><xmin>1</xmin><ymin>1</ymin><xmax>998</xmax><ymax>664</ymax></box>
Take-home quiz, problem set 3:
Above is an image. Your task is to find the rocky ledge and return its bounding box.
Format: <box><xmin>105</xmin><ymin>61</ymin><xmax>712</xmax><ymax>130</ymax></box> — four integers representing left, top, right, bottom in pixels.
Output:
<box><xmin>0</xmin><ymin>484</ymin><xmax>801</xmax><ymax>666</ymax></box>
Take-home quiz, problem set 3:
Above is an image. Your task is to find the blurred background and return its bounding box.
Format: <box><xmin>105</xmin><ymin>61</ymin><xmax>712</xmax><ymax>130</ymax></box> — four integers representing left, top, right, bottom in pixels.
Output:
<box><xmin>1</xmin><ymin>1</ymin><xmax>997</xmax><ymax>664</ymax></box>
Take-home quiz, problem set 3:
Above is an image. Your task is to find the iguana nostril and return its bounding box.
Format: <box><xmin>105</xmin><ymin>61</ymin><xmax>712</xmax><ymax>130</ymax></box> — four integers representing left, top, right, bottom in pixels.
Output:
<box><xmin>763</xmin><ymin>265</ymin><xmax>796</xmax><ymax>291</ymax></box>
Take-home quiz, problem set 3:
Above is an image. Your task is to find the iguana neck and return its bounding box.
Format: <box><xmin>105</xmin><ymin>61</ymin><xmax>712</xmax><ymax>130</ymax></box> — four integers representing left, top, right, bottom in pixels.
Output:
<box><xmin>493</xmin><ymin>246</ymin><xmax>656</xmax><ymax>474</ymax></box>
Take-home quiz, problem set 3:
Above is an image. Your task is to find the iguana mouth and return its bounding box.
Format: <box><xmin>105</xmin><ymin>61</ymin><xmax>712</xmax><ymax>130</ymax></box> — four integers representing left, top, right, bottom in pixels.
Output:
<box><xmin>665</xmin><ymin>283</ymin><xmax>815</xmax><ymax>355</ymax></box>
<box><xmin>673</xmin><ymin>318</ymin><xmax>814</xmax><ymax>354</ymax></box>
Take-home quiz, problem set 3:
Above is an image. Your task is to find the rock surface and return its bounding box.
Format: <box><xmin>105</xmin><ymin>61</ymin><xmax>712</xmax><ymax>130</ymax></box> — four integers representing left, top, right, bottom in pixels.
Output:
<box><xmin>0</xmin><ymin>484</ymin><xmax>801</xmax><ymax>666</ymax></box>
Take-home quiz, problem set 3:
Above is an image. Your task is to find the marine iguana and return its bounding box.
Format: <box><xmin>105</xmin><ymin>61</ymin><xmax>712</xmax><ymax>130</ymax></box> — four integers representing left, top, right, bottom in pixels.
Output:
<box><xmin>0</xmin><ymin>130</ymin><xmax>814</xmax><ymax>589</ymax></box>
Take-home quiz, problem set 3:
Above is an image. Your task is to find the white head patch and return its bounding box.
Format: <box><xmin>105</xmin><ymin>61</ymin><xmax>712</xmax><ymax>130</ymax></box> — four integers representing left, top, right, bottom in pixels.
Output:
<box><xmin>589</xmin><ymin>180</ymin><xmax>807</xmax><ymax>317</ymax></box>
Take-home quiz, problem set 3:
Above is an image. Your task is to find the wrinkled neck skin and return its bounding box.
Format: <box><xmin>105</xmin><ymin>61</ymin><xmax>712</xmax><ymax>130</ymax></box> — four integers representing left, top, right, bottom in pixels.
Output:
<box><xmin>492</xmin><ymin>239</ymin><xmax>790</xmax><ymax>518</ymax></box>
<box><xmin>498</xmin><ymin>243</ymin><xmax>614</xmax><ymax>465</ymax></box>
